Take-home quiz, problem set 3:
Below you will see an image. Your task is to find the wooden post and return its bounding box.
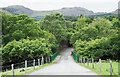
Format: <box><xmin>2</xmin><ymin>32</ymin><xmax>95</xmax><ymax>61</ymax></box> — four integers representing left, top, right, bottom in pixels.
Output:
<box><xmin>47</xmin><ymin>57</ymin><xmax>48</xmax><ymax>63</ymax></box>
<box><xmin>41</xmin><ymin>56</ymin><xmax>44</xmax><ymax>65</ymax></box>
<box><xmin>50</xmin><ymin>56</ymin><xmax>51</xmax><ymax>62</ymax></box>
<box><xmin>110</xmin><ymin>61</ymin><xmax>112</xmax><ymax>76</ymax></box>
<box><xmin>42</xmin><ymin>57</ymin><xmax>44</xmax><ymax>64</ymax></box>
<box><xmin>11</xmin><ymin>64</ymin><xmax>14</xmax><ymax>77</ymax></box>
<box><xmin>46</xmin><ymin>57</ymin><xmax>47</xmax><ymax>63</ymax></box>
<box><xmin>87</xmin><ymin>58</ymin><xmax>89</xmax><ymax>66</ymax></box>
<box><xmin>33</xmin><ymin>59</ymin><xmax>35</xmax><ymax>70</ymax></box>
<box><xmin>40</xmin><ymin>58</ymin><xmax>41</xmax><ymax>65</ymax></box>
<box><xmin>83</xmin><ymin>57</ymin><xmax>85</xmax><ymax>64</ymax></box>
<box><xmin>92</xmin><ymin>58</ymin><xmax>94</xmax><ymax>68</ymax></box>
<box><xmin>25</xmin><ymin>60</ymin><xmax>27</xmax><ymax>73</ymax></box>
<box><xmin>81</xmin><ymin>57</ymin><xmax>82</xmax><ymax>63</ymax></box>
<box><xmin>99</xmin><ymin>59</ymin><xmax>101</xmax><ymax>72</ymax></box>
<box><xmin>49</xmin><ymin>57</ymin><xmax>50</xmax><ymax>63</ymax></box>
<box><xmin>38</xmin><ymin>59</ymin><xmax>40</xmax><ymax>67</ymax></box>
<box><xmin>6</xmin><ymin>68</ymin><xmax>8</xmax><ymax>72</ymax></box>
<box><xmin>41</xmin><ymin>57</ymin><xmax>42</xmax><ymax>65</ymax></box>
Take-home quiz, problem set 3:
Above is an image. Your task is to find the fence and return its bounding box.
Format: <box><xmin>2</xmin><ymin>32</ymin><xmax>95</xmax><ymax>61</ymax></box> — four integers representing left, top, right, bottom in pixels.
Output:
<box><xmin>2</xmin><ymin>52</ymin><xmax>58</xmax><ymax>76</ymax></box>
<box><xmin>51</xmin><ymin>52</ymin><xmax>58</xmax><ymax>62</ymax></box>
<box><xmin>71</xmin><ymin>51</ymin><xmax>117</xmax><ymax>76</ymax></box>
<box><xmin>72</xmin><ymin>51</ymin><xmax>78</xmax><ymax>63</ymax></box>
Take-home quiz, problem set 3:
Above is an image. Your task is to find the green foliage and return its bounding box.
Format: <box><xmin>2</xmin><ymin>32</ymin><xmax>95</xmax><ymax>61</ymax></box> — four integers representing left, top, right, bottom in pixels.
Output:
<box><xmin>1</xmin><ymin>11</ymin><xmax>119</xmax><ymax>66</ymax></box>
<box><xmin>2</xmin><ymin>38</ymin><xmax>53</xmax><ymax>65</ymax></box>
<box><xmin>11</xmin><ymin>30</ymin><xmax>25</xmax><ymax>40</ymax></box>
<box><xmin>70</xmin><ymin>18</ymin><xmax>116</xmax><ymax>44</ymax></box>
<box><xmin>32</xmin><ymin>16</ymin><xmax>44</xmax><ymax>21</ymax></box>
<box><xmin>2</xmin><ymin>13</ymin><xmax>59</xmax><ymax>65</ymax></box>
<box><xmin>70</xmin><ymin>26</ymin><xmax>98</xmax><ymax>44</ymax></box>
<box><xmin>66</xmin><ymin>28</ymin><xmax>76</xmax><ymax>46</ymax></box>
<box><xmin>74</xmin><ymin>36</ymin><xmax>119</xmax><ymax>60</ymax></box>
<box><xmin>72</xmin><ymin>17</ymin><xmax>119</xmax><ymax>60</ymax></box>
<box><xmin>75</xmin><ymin>17</ymin><xmax>88</xmax><ymax>29</ymax></box>
<box><xmin>111</xmin><ymin>18</ymin><xmax>120</xmax><ymax>28</ymax></box>
<box><xmin>88</xmin><ymin>13</ymin><xmax>117</xmax><ymax>17</ymax></box>
<box><xmin>40</xmin><ymin>13</ymin><xmax>67</xmax><ymax>44</ymax></box>
<box><xmin>104</xmin><ymin>15</ymin><xmax>117</xmax><ymax>21</ymax></box>
<box><xmin>2</xmin><ymin>14</ymin><xmax>34</xmax><ymax>45</ymax></box>
<box><xmin>79</xmin><ymin>14</ymin><xmax>83</xmax><ymax>18</ymax></box>
<box><xmin>64</xmin><ymin>16</ymin><xmax>78</xmax><ymax>22</ymax></box>
<box><xmin>66</xmin><ymin>21</ymin><xmax>73</xmax><ymax>28</ymax></box>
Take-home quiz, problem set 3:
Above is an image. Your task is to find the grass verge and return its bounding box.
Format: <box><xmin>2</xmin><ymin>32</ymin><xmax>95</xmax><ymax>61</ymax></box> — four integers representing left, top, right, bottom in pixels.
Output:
<box><xmin>1</xmin><ymin>61</ymin><xmax>55</xmax><ymax>76</ymax></box>
<box><xmin>79</xmin><ymin>62</ymin><xmax>119</xmax><ymax>76</ymax></box>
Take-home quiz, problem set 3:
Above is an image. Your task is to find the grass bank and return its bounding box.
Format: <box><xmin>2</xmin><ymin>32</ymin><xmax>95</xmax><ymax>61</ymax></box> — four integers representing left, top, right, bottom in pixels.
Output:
<box><xmin>1</xmin><ymin>60</ymin><xmax>56</xmax><ymax>77</ymax></box>
<box><xmin>79</xmin><ymin>62</ymin><xmax>119</xmax><ymax>76</ymax></box>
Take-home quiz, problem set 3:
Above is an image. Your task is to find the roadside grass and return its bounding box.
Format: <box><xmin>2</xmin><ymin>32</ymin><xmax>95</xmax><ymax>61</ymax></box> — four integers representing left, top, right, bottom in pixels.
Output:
<box><xmin>1</xmin><ymin>62</ymin><xmax>54</xmax><ymax>76</ymax></box>
<box><xmin>1</xmin><ymin>52</ymin><xmax>59</xmax><ymax>77</ymax></box>
<box><xmin>79</xmin><ymin>62</ymin><xmax>119</xmax><ymax>76</ymax></box>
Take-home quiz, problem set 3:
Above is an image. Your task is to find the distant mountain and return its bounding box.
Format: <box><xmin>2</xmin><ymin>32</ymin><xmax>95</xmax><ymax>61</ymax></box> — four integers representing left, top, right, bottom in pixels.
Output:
<box><xmin>1</xmin><ymin>5</ymin><xmax>119</xmax><ymax>17</ymax></box>
<box><xmin>56</xmin><ymin>7</ymin><xmax>94</xmax><ymax>16</ymax></box>
<box><xmin>0</xmin><ymin>8</ymin><xmax>13</xmax><ymax>15</ymax></box>
<box><xmin>111</xmin><ymin>9</ymin><xmax>120</xmax><ymax>14</ymax></box>
<box><xmin>1</xmin><ymin>5</ymin><xmax>94</xmax><ymax>17</ymax></box>
<box><xmin>2</xmin><ymin>5</ymin><xmax>33</xmax><ymax>16</ymax></box>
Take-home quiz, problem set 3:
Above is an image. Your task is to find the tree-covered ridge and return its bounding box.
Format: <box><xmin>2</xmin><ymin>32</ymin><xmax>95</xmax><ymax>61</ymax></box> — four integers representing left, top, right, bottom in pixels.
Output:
<box><xmin>1</xmin><ymin>12</ymin><xmax>120</xmax><ymax>65</ymax></box>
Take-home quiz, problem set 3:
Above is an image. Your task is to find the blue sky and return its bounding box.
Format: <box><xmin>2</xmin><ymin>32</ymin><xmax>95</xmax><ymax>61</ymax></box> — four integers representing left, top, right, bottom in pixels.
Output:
<box><xmin>0</xmin><ymin>0</ymin><xmax>119</xmax><ymax>12</ymax></box>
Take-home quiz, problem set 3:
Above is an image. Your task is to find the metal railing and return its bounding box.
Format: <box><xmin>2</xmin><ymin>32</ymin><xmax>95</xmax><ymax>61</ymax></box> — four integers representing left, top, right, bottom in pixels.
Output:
<box><xmin>51</xmin><ymin>52</ymin><xmax>58</xmax><ymax>62</ymax></box>
<box><xmin>72</xmin><ymin>51</ymin><xmax>78</xmax><ymax>63</ymax></box>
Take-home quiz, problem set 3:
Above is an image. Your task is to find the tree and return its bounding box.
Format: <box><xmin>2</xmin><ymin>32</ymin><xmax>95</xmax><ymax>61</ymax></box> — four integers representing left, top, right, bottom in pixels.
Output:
<box><xmin>2</xmin><ymin>14</ymin><xmax>34</xmax><ymax>45</ymax></box>
<box><xmin>88</xmin><ymin>17</ymin><xmax>114</xmax><ymax>38</ymax></box>
<box><xmin>75</xmin><ymin>17</ymin><xmax>88</xmax><ymax>29</ymax></box>
<box><xmin>66</xmin><ymin>21</ymin><xmax>73</xmax><ymax>28</ymax></box>
<box><xmin>111</xmin><ymin>18</ymin><xmax>120</xmax><ymax>28</ymax></box>
<box><xmin>79</xmin><ymin>14</ymin><xmax>83</xmax><ymax>18</ymax></box>
<box><xmin>2</xmin><ymin>38</ymin><xmax>53</xmax><ymax>65</ymax></box>
<box><xmin>40</xmin><ymin>13</ymin><xmax>67</xmax><ymax>44</ymax></box>
<box><xmin>72</xmin><ymin>17</ymin><xmax>119</xmax><ymax>60</ymax></box>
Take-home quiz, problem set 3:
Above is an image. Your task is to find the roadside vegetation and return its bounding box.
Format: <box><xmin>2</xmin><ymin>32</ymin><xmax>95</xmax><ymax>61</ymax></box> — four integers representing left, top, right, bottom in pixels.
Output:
<box><xmin>80</xmin><ymin>62</ymin><xmax>119</xmax><ymax>76</ymax></box>
<box><xmin>1</xmin><ymin>10</ymin><xmax>119</xmax><ymax>75</ymax></box>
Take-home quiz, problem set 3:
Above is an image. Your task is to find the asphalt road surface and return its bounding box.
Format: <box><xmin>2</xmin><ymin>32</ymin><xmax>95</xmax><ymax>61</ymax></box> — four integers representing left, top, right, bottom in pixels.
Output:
<box><xmin>28</xmin><ymin>48</ymin><xmax>100</xmax><ymax>75</ymax></box>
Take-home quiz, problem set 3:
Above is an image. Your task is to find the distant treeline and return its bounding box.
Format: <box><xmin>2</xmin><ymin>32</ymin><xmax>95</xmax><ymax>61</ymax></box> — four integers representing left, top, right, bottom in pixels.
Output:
<box><xmin>32</xmin><ymin>13</ymin><xmax>118</xmax><ymax>22</ymax></box>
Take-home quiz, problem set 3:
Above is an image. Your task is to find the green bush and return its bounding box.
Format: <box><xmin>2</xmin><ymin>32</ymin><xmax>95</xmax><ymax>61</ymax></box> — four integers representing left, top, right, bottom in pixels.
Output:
<box><xmin>72</xmin><ymin>17</ymin><xmax>119</xmax><ymax>60</ymax></box>
<box><xmin>2</xmin><ymin>38</ymin><xmax>54</xmax><ymax>65</ymax></box>
<box><xmin>73</xmin><ymin>36</ymin><xmax>119</xmax><ymax>60</ymax></box>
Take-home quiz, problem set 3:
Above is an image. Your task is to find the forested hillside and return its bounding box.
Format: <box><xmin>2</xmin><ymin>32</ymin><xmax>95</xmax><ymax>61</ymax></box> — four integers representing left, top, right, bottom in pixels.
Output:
<box><xmin>1</xmin><ymin>11</ymin><xmax>120</xmax><ymax>66</ymax></box>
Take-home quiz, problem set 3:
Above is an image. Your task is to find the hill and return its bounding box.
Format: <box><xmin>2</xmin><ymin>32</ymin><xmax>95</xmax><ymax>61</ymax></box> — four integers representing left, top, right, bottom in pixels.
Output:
<box><xmin>56</xmin><ymin>7</ymin><xmax>94</xmax><ymax>16</ymax></box>
<box><xmin>2</xmin><ymin>5</ymin><xmax>33</xmax><ymax>16</ymax></box>
<box><xmin>1</xmin><ymin>5</ymin><xmax>94</xmax><ymax>17</ymax></box>
<box><xmin>1</xmin><ymin>5</ymin><xmax>119</xmax><ymax>17</ymax></box>
<box><xmin>0</xmin><ymin>8</ymin><xmax>13</xmax><ymax>15</ymax></box>
<box><xmin>112</xmin><ymin>9</ymin><xmax>120</xmax><ymax>14</ymax></box>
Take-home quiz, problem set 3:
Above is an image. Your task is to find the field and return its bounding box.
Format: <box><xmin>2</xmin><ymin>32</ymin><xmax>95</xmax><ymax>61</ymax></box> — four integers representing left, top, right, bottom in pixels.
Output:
<box><xmin>1</xmin><ymin>63</ymin><xmax>53</xmax><ymax>76</ymax></box>
<box><xmin>80</xmin><ymin>62</ymin><xmax>119</xmax><ymax>76</ymax></box>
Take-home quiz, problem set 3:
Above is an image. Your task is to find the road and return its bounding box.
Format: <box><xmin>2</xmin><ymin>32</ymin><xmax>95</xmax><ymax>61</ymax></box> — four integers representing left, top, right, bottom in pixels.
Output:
<box><xmin>28</xmin><ymin>48</ymin><xmax>100</xmax><ymax>75</ymax></box>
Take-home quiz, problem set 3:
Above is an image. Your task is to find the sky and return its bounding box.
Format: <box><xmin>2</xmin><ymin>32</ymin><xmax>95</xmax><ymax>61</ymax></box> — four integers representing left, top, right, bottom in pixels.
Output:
<box><xmin>0</xmin><ymin>0</ymin><xmax>119</xmax><ymax>13</ymax></box>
